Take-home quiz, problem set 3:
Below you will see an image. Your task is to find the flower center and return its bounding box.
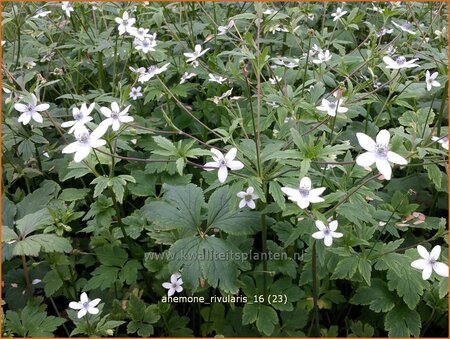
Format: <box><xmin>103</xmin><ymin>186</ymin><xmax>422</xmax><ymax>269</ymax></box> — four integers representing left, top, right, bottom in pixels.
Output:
<box><xmin>74</xmin><ymin>111</ymin><xmax>84</xmax><ymax>120</ymax></box>
<box><xmin>219</xmin><ymin>159</ymin><xmax>227</xmax><ymax>166</ymax></box>
<box><xmin>82</xmin><ymin>301</ymin><xmax>90</xmax><ymax>309</ymax></box>
<box><xmin>323</xmin><ymin>228</ymin><xmax>331</xmax><ymax>236</ymax></box>
<box><xmin>77</xmin><ymin>132</ymin><xmax>90</xmax><ymax>144</ymax></box>
<box><xmin>27</xmin><ymin>105</ymin><xmax>34</xmax><ymax>112</ymax></box>
<box><xmin>299</xmin><ymin>187</ymin><xmax>310</xmax><ymax>197</ymax></box>
<box><xmin>374</xmin><ymin>143</ymin><xmax>388</xmax><ymax>158</ymax></box>
<box><xmin>171</xmin><ymin>283</ymin><xmax>177</xmax><ymax>289</ymax></box>
<box><xmin>123</xmin><ymin>20</ymin><xmax>128</xmax><ymax>26</ymax></box>
<box><xmin>148</xmin><ymin>65</ymin><xmax>157</xmax><ymax>73</ymax></box>
<box><xmin>396</xmin><ymin>56</ymin><xmax>406</xmax><ymax>65</ymax></box>
<box><xmin>244</xmin><ymin>194</ymin><xmax>253</xmax><ymax>201</ymax></box>
<box><xmin>111</xmin><ymin>112</ymin><xmax>119</xmax><ymax>119</ymax></box>
<box><xmin>328</xmin><ymin>101</ymin><xmax>337</xmax><ymax>110</ymax></box>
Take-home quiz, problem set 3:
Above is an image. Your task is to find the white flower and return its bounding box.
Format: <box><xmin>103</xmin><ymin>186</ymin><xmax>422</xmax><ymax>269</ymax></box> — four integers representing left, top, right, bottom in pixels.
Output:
<box><xmin>392</xmin><ymin>20</ymin><xmax>416</xmax><ymax>35</ymax></box>
<box><xmin>411</xmin><ymin>245</ymin><xmax>448</xmax><ymax>280</ymax></box>
<box><xmin>61</xmin><ymin>103</ymin><xmax>95</xmax><ymax>134</ymax></box>
<box><xmin>204</xmin><ymin>147</ymin><xmax>244</xmax><ymax>183</ymax></box>
<box><xmin>355</xmin><ymin>130</ymin><xmax>407</xmax><ymax>180</ymax></box>
<box><xmin>15</xmin><ymin>94</ymin><xmax>49</xmax><ymax>125</ymax></box>
<box><xmin>129</xmin><ymin>66</ymin><xmax>146</xmax><ymax>75</ymax></box>
<box><xmin>307</xmin><ymin>13</ymin><xmax>315</xmax><ymax>21</ymax></box>
<box><xmin>61</xmin><ymin>2</ymin><xmax>74</xmax><ymax>17</ymax></box>
<box><xmin>62</xmin><ymin>126</ymin><xmax>106</xmax><ymax>162</ymax></box>
<box><xmin>269</xmin><ymin>24</ymin><xmax>289</xmax><ymax>34</ymax></box>
<box><xmin>218</xmin><ymin>20</ymin><xmax>234</xmax><ymax>36</ymax></box>
<box><xmin>312</xmin><ymin>220</ymin><xmax>343</xmax><ymax>247</ymax></box>
<box><xmin>269</xmin><ymin>76</ymin><xmax>282</xmax><ymax>85</ymax></box>
<box><xmin>434</xmin><ymin>27</ymin><xmax>447</xmax><ymax>39</ymax></box>
<box><xmin>162</xmin><ymin>273</ymin><xmax>183</xmax><ymax>297</ymax></box>
<box><xmin>129</xmin><ymin>87</ymin><xmax>143</xmax><ymax>100</ymax></box>
<box><xmin>210</xmin><ymin>88</ymin><xmax>233</xmax><ymax>105</ymax></box>
<box><xmin>331</xmin><ymin>8</ymin><xmax>348</xmax><ymax>21</ymax></box>
<box><xmin>425</xmin><ymin>71</ymin><xmax>440</xmax><ymax>91</ymax></box>
<box><xmin>432</xmin><ymin>135</ymin><xmax>449</xmax><ymax>150</ymax></box>
<box><xmin>272</xmin><ymin>58</ymin><xmax>299</xmax><ymax>68</ymax></box>
<box><xmin>376</xmin><ymin>27</ymin><xmax>393</xmax><ymax>37</ymax></box>
<box><xmin>138</xmin><ymin>63</ymin><xmax>170</xmax><ymax>83</ymax></box>
<box><xmin>180</xmin><ymin>72</ymin><xmax>197</xmax><ymax>84</ymax></box>
<box><xmin>312</xmin><ymin>50</ymin><xmax>332</xmax><ymax>64</ymax></box>
<box><xmin>98</xmin><ymin>102</ymin><xmax>133</xmax><ymax>132</ymax></box>
<box><xmin>32</xmin><ymin>279</ymin><xmax>42</xmax><ymax>285</ymax></box>
<box><xmin>33</xmin><ymin>8</ymin><xmax>51</xmax><ymax>18</ymax></box>
<box><xmin>237</xmin><ymin>187</ymin><xmax>258</xmax><ymax>209</ymax></box>
<box><xmin>316</xmin><ymin>98</ymin><xmax>348</xmax><ymax>116</ymax></box>
<box><xmin>134</xmin><ymin>37</ymin><xmax>157</xmax><ymax>53</ymax></box>
<box><xmin>115</xmin><ymin>11</ymin><xmax>136</xmax><ymax>35</ymax></box>
<box><xmin>370</xmin><ymin>4</ymin><xmax>384</xmax><ymax>13</ymax></box>
<box><xmin>263</xmin><ymin>9</ymin><xmax>276</xmax><ymax>15</ymax></box>
<box><xmin>184</xmin><ymin>44</ymin><xmax>209</xmax><ymax>63</ymax></box>
<box><xmin>281</xmin><ymin>177</ymin><xmax>325</xmax><ymax>209</ymax></box>
<box><xmin>69</xmin><ymin>292</ymin><xmax>101</xmax><ymax>319</ymax></box>
<box><xmin>383</xmin><ymin>56</ymin><xmax>419</xmax><ymax>69</ymax></box>
<box><xmin>131</xmin><ymin>27</ymin><xmax>152</xmax><ymax>41</ymax></box>
<box><xmin>208</xmin><ymin>74</ymin><xmax>227</xmax><ymax>84</ymax></box>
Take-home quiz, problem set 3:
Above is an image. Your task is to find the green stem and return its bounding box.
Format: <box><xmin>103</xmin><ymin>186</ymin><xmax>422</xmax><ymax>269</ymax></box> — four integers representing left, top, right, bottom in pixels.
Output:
<box><xmin>21</xmin><ymin>255</ymin><xmax>32</xmax><ymax>295</ymax></box>
<box><xmin>311</xmin><ymin>242</ymin><xmax>320</xmax><ymax>336</ymax></box>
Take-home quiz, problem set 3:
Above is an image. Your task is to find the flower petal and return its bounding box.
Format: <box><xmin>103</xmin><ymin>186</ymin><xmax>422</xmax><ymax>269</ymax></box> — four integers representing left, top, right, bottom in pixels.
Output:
<box><xmin>324</xmin><ymin>235</ymin><xmax>333</xmax><ymax>247</ymax></box>
<box><xmin>175</xmin><ymin>285</ymin><xmax>183</xmax><ymax>293</ymax></box>
<box><xmin>296</xmin><ymin>197</ymin><xmax>310</xmax><ymax>209</ymax></box>
<box><xmin>422</xmin><ymin>265</ymin><xmax>433</xmax><ymax>280</ymax></box>
<box><xmin>433</xmin><ymin>262</ymin><xmax>449</xmax><ymax>277</ymax></box>
<box><xmin>74</xmin><ymin>147</ymin><xmax>92</xmax><ymax>162</ymax></box>
<box><xmin>225</xmin><ymin>147</ymin><xmax>237</xmax><ymax>161</ymax></box>
<box><xmin>77</xmin><ymin>309</ymin><xmax>87</xmax><ymax>318</ymax></box>
<box><xmin>89</xmin><ymin>298</ymin><xmax>101</xmax><ymax>307</ymax></box>
<box><xmin>227</xmin><ymin>160</ymin><xmax>244</xmax><ymax>170</ymax></box>
<box><xmin>218</xmin><ymin>166</ymin><xmax>228</xmax><ymax>183</ymax></box>
<box><xmin>332</xmin><ymin>232</ymin><xmax>343</xmax><ymax>238</ymax></box>
<box><xmin>375</xmin><ymin>159</ymin><xmax>392</xmax><ymax>180</ymax></box>
<box><xmin>309</xmin><ymin>187</ymin><xmax>326</xmax><ymax>197</ymax></box>
<box><xmin>411</xmin><ymin>259</ymin><xmax>429</xmax><ymax>270</ymax></box>
<box><xmin>315</xmin><ymin>220</ymin><xmax>326</xmax><ymax>231</ymax></box>
<box><xmin>87</xmin><ymin>307</ymin><xmax>99</xmax><ymax>315</ymax></box>
<box><xmin>34</xmin><ymin>103</ymin><xmax>49</xmax><ymax>112</ymax></box>
<box><xmin>328</xmin><ymin>220</ymin><xmax>338</xmax><ymax>232</ymax></box>
<box><xmin>80</xmin><ymin>292</ymin><xmax>88</xmax><ymax>304</ymax></box>
<box><xmin>14</xmin><ymin>103</ymin><xmax>28</xmax><ymax>112</ymax></box>
<box><xmin>430</xmin><ymin>245</ymin><xmax>441</xmax><ymax>260</ymax></box>
<box><xmin>204</xmin><ymin>161</ymin><xmax>219</xmax><ymax>171</ymax></box>
<box><xmin>376</xmin><ymin>129</ymin><xmax>390</xmax><ymax>145</ymax></box>
<box><xmin>69</xmin><ymin>302</ymin><xmax>83</xmax><ymax>310</ymax></box>
<box><xmin>100</xmin><ymin>107</ymin><xmax>112</xmax><ymax>118</ymax></box>
<box><xmin>31</xmin><ymin>112</ymin><xmax>43</xmax><ymax>123</ymax></box>
<box><xmin>356</xmin><ymin>152</ymin><xmax>376</xmax><ymax>167</ymax></box>
<box><xmin>417</xmin><ymin>245</ymin><xmax>430</xmax><ymax>260</ymax></box>
<box><xmin>62</xmin><ymin>142</ymin><xmax>79</xmax><ymax>154</ymax></box>
<box><xmin>312</xmin><ymin>231</ymin><xmax>325</xmax><ymax>239</ymax></box>
<box><xmin>168</xmin><ymin>288</ymin><xmax>175</xmax><ymax>297</ymax></box>
<box><xmin>247</xmin><ymin>200</ymin><xmax>256</xmax><ymax>209</ymax></box>
<box><xmin>239</xmin><ymin>199</ymin><xmax>246</xmax><ymax>208</ymax></box>
<box><xmin>162</xmin><ymin>282</ymin><xmax>172</xmax><ymax>289</ymax></box>
<box><xmin>356</xmin><ymin>133</ymin><xmax>376</xmax><ymax>151</ymax></box>
<box><xmin>387</xmin><ymin>151</ymin><xmax>407</xmax><ymax>165</ymax></box>
<box><xmin>210</xmin><ymin>148</ymin><xmax>224</xmax><ymax>159</ymax></box>
<box><xmin>299</xmin><ymin>177</ymin><xmax>312</xmax><ymax>190</ymax></box>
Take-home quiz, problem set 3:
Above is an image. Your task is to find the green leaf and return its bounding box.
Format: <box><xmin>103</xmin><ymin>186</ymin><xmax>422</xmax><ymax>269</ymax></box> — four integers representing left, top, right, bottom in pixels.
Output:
<box><xmin>331</xmin><ymin>256</ymin><xmax>359</xmax><ymax>280</ymax></box>
<box><xmin>384</xmin><ymin>303</ymin><xmax>421</xmax><ymax>337</ymax></box>
<box><xmin>357</xmin><ymin>258</ymin><xmax>372</xmax><ymax>286</ymax></box>
<box><xmin>207</xmin><ymin>186</ymin><xmax>260</xmax><ymax>235</ymax></box>
<box><xmin>425</xmin><ymin>164</ymin><xmax>442</xmax><ymax>189</ymax></box>
<box><xmin>12</xmin><ymin>234</ymin><xmax>72</xmax><ymax>257</ymax></box>
<box><xmin>269</xmin><ymin>181</ymin><xmax>286</xmax><ymax>210</ymax></box>
<box><xmin>43</xmin><ymin>270</ymin><xmax>64</xmax><ymax>297</ymax></box>
<box><xmin>168</xmin><ymin>235</ymin><xmax>248</xmax><ymax>293</ymax></box>
<box><xmin>142</xmin><ymin>184</ymin><xmax>203</xmax><ymax>231</ymax></box>
<box><xmin>5</xmin><ymin>305</ymin><xmax>65</xmax><ymax>337</ymax></box>
<box><xmin>16</xmin><ymin>181</ymin><xmax>60</xmax><ymax>219</ymax></box>
<box><xmin>95</xmin><ymin>245</ymin><xmax>128</xmax><ymax>267</ymax></box>
<box><xmin>84</xmin><ymin>266</ymin><xmax>120</xmax><ymax>291</ymax></box>
<box><xmin>176</xmin><ymin>157</ymin><xmax>185</xmax><ymax>176</ymax></box>
<box><xmin>16</xmin><ymin>208</ymin><xmax>53</xmax><ymax>237</ymax></box>
<box><xmin>242</xmin><ymin>304</ymin><xmax>278</xmax><ymax>336</ymax></box>
<box><xmin>350</xmin><ymin>279</ymin><xmax>396</xmax><ymax>313</ymax></box>
<box><xmin>110</xmin><ymin>177</ymin><xmax>126</xmax><ymax>204</ymax></box>
<box><xmin>91</xmin><ymin>176</ymin><xmax>110</xmax><ymax>199</ymax></box>
<box><xmin>59</xmin><ymin>188</ymin><xmax>90</xmax><ymax>202</ymax></box>
<box><xmin>119</xmin><ymin>259</ymin><xmax>142</xmax><ymax>285</ymax></box>
<box><xmin>153</xmin><ymin>136</ymin><xmax>177</xmax><ymax>153</ymax></box>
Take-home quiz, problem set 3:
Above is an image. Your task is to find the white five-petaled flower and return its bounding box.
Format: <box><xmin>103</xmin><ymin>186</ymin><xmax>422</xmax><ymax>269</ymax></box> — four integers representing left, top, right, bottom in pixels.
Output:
<box><xmin>61</xmin><ymin>2</ymin><xmax>74</xmax><ymax>17</ymax></box>
<box><xmin>138</xmin><ymin>63</ymin><xmax>170</xmax><ymax>83</ymax></box>
<box><xmin>269</xmin><ymin>24</ymin><xmax>289</xmax><ymax>34</ymax></box>
<box><xmin>184</xmin><ymin>44</ymin><xmax>210</xmax><ymax>63</ymax></box>
<box><xmin>218</xmin><ymin>20</ymin><xmax>234</xmax><ymax>36</ymax></box>
<box><xmin>61</xmin><ymin>103</ymin><xmax>95</xmax><ymax>134</ymax></box>
<box><xmin>69</xmin><ymin>292</ymin><xmax>101</xmax><ymax>319</ymax></box>
<box><xmin>312</xmin><ymin>220</ymin><xmax>343</xmax><ymax>247</ymax></box>
<box><xmin>272</xmin><ymin>58</ymin><xmax>300</xmax><ymax>69</ymax></box>
<box><xmin>210</xmin><ymin>88</ymin><xmax>233</xmax><ymax>105</ymax></box>
<box><xmin>115</xmin><ymin>11</ymin><xmax>136</xmax><ymax>35</ymax></box>
<box><xmin>355</xmin><ymin>129</ymin><xmax>407</xmax><ymax>180</ymax></box>
<box><xmin>432</xmin><ymin>135</ymin><xmax>449</xmax><ymax>150</ymax></box>
<box><xmin>312</xmin><ymin>50</ymin><xmax>332</xmax><ymax>64</ymax></box>
<box><xmin>33</xmin><ymin>8</ymin><xmax>51</xmax><ymax>18</ymax></box>
<box><xmin>180</xmin><ymin>72</ymin><xmax>197</xmax><ymax>84</ymax></box>
<box><xmin>425</xmin><ymin>70</ymin><xmax>440</xmax><ymax>91</ymax></box>
<box><xmin>237</xmin><ymin>187</ymin><xmax>258</xmax><ymax>209</ymax></box>
<box><xmin>129</xmin><ymin>87</ymin><xmax>143</xmax><ymax>100</ymax></box>
<box><xmin>99</xmin><ymin>102</ymin><xmax>133</xmax><ymax>132</ymax></box>
<box><xmin>281</xmin><ymin>177</ymin><xmax>325</xmax><ymax>209</ymax></box>
<box><xmin>15</xmin><ymin>94</ymin><xmax>49</xmax><ymax>125</ymax></box>
<box><xmin>162</xmin><ymin>273</ymin><xmax>183</xmax><ymax>297</ymax></box>
<box><xmin>134</xmin><ymin>37</ymin><xmax>157</xmax><ymax>53</ymax></box>
<box><xmin>316</xmin><ymin>97</ymin><xmax>348</xmax><ymax>116</ymax></box>
<box><xmin>376</xmin><ymin>27</ymin><xmax>393</xmax><ymax>37</ymax></box>
<box><xmin>331</xmin><ymin>8</ymin><xmax>348</xmax><ymax>21</ymax></box>
<box><xmin>208</xmin><ymin>74</ymin><xmax>227</xmax><ymax>84</ymax></box>
<box><xmin>62</xmin><ymin>126</ymin><xmax>107</xmax><ymax>162</ymax></box>
<box><xmin>411</xmin><ymin>245</ymin><xmax>449</xmax><ymax>280</ymax></box>
<box><xmin>269</xmin><ymin>76</ymin><xmax>282</xmax><ymax>85</ymax></box>
<box><xmin>131</xmin><ymin>28</ymin><xmax>153</xmax><ymax>41</ymax></box>
<box><xmin>392</xmin><ymin>20</ymin><xmax>416</xmax><ymax>35</ymax></box>
<box><xmin>204</xmin><ymin>147</ymin><xmax>244</xmax><ymax>183</ymax></box>
<box><xmin>383</xmin><ymin>56</ymin><xmax>419</xmax><ymax>69</ymax></box>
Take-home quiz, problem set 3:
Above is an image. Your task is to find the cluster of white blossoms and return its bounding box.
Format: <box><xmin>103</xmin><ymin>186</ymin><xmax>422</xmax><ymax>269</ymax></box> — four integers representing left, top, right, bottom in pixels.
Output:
<box><xmin>115</xmin><ymin>11</ymin><xmax>157</xmax><ymax>54</ymax></box>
